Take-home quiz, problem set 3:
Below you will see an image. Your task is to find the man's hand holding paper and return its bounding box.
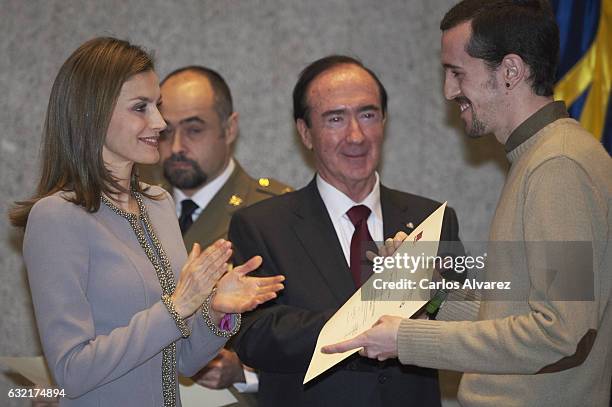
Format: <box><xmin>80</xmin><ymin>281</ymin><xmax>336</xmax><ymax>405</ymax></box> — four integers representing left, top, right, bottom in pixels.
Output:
<box><xmin>303</xmin><ymin>202</ymin><xmax>447</xmax><ymax>383</ymax></box>
<box><xmin>322</xmin><ymin>315</ymin><xmax>403</xmax><ymax>360</ymax></box>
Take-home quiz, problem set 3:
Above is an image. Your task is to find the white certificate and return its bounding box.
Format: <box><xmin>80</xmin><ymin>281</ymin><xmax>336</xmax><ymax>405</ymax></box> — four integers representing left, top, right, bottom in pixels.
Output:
<box><xmin>304</xmin><ymin>202</ymin><xmax>447</xmax><ymax>384</ymax></box>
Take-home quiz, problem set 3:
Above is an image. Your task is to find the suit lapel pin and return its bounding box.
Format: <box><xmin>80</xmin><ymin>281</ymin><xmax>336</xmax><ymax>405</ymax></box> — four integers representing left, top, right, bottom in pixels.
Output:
<box><xmin>228</xmin><ymin>194</ymin><xmax>243</xmax><ymax>207</ymax></box>
<box><xmin>407</xmin><ymin>222</ymin><xmax>414</xmax><ymax>229</ymax></box>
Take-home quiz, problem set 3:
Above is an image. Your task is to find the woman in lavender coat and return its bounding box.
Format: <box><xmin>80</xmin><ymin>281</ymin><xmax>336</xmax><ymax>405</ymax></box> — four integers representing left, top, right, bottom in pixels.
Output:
<box><xmin>10</xmin><ymin>37</ymin><xmax>284</xmax><ymax>407</ymax></box>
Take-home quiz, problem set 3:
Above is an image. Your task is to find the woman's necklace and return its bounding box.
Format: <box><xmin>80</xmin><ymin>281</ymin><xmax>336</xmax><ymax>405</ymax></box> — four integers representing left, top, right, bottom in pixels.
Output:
<box><xmin>101</xmin><ymin>191</ymin><xmax>178</xmax><ymax>407</ymax></box>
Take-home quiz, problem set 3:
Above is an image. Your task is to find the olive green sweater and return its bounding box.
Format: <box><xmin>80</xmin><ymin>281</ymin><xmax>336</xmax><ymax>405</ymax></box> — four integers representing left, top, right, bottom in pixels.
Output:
<box><xmin>398</xmin><ymin>111</ymin><xmax>611</xmax><ymax>406</ymax></box>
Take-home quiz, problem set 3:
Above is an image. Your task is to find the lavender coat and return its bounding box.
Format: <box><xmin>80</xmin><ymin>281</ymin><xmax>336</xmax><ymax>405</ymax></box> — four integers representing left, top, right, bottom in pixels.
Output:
<box><xmin>24</xmin><ymin>186</ymin><xmax>226</xmax><ymax>406</ymax></box>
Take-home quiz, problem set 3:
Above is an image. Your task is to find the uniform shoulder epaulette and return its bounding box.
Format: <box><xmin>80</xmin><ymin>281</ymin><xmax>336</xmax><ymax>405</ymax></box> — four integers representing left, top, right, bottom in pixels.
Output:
<box><xmin>256</xmin><ymin>177</ymin><xmax>293</xmax><ymax>196</ymax></box>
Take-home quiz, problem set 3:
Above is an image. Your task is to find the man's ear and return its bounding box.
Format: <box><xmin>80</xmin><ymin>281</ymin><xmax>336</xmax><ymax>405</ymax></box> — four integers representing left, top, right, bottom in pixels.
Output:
<box><xmin>296</xmin><ymin>118</ymin><xmax>313</xmax><ymax>150</ymax></box>
<box><xmin>501</xmin><ymin>54</ymin><xmax>526</xmax><ymax>90</ymax></box>
<box><xmin>224</xmin><ymin>112</ymin><xmax>239</xmax><ymax>144</ymax></box>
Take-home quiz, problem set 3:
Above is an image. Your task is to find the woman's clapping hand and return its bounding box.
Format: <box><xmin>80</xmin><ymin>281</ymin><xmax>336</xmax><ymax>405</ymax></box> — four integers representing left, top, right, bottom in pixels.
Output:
<box><xmin>171</xmin><ymin>240</ymin><xmax>233</xmax><ymax>318</ymax></box>
<box><xmin>213</xmin><ymin>255</ymin><xmax>285</xmax><ymax>314</ymax></box>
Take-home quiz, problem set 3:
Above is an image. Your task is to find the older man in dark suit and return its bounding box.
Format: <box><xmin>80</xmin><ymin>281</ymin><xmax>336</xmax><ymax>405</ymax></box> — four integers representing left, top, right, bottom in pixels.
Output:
<box><xmin>228</xmin><ymin>56</ymin><xmax>462</xmax><ymax>406</ymax></box>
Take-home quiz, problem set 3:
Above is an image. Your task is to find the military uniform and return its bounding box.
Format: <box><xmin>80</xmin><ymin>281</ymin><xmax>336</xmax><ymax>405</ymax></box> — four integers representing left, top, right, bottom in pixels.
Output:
<box><xmin>179</xmin><ymin>161</ymin><xmax>291</xmax><ymax>250</ymax></box>
<box><xmin>142</xmin><ymin>160</ymin><xmax>291</xmax><ymax>250</ymax></box>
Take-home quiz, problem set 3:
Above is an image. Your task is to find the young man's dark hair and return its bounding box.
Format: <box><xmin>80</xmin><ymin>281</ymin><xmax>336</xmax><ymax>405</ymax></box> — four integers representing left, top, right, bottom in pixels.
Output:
<box><xmin>440</xmin><ymin>0</ymin><xmax>559</xmax><ymax>96</ymax></box>
<box><xmin>292</xmin><ymin>55</ymin><xmax>388</xmax><ymax>126</ymax></box>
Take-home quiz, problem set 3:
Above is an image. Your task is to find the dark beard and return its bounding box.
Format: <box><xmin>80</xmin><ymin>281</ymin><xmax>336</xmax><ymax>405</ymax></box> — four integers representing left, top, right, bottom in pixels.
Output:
<box><xmin>162</xmin><ymin>153</ymin><xmax>207</xmax><ymax>190</ymax></box>
<box><xmin>468</xmin><ymin>73</ymin><xmax>497</xmax><ymax>138</ymax></box>
<box><xmin>468</xmin><ymin>114</ymin><xmax>486</xmax><ymax>138</ymax></box>
<box><xmin>456</xmin><ymin>96</ymin><xmax>486</xmax><ymax>139</ymax></box>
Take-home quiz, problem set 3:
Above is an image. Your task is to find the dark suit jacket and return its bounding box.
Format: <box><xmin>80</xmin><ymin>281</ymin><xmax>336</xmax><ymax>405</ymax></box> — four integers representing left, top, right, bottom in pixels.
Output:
<box><xmin>228</xmin><ymin>179</ymin><xmax>461</xmax><ymax>407</ymax></box>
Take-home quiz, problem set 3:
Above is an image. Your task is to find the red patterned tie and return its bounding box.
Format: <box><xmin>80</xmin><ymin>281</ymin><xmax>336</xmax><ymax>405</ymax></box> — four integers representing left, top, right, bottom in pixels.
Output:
<box><xmin>347</xmin><ymin>205</ymin><xmax>375</xmax><ymax>288</ymax></box>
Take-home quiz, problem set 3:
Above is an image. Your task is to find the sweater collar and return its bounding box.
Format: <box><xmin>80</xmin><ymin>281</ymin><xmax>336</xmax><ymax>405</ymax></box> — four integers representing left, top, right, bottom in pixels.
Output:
<box><xmin>504</xmin><ymin>101</ymin><xmax>568</xmax><ymax>158</ymax></box>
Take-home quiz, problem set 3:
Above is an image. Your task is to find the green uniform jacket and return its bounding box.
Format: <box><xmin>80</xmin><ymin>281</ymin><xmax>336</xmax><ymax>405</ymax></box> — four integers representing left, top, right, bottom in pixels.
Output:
<box><xmin>180</xmin><ymin>161</ymin><xmax>292</xmax><ymax>251</ymax></box>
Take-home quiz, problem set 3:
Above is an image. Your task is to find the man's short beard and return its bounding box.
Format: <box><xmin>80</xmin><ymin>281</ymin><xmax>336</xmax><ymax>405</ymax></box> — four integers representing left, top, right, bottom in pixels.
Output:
<box><xmin>466</xmin><ymin>73</ymin><xmax>497</xmax><ymax>138</ymax></box>
<box><xmin>163</xmin><ymin>153</ymin><xmax>207</xmax><ymax>190</ymax></box>
<box><xmin>468</xmin><ymin>116</ymin><xmax>487</xmax><ymax>138</ymax></box>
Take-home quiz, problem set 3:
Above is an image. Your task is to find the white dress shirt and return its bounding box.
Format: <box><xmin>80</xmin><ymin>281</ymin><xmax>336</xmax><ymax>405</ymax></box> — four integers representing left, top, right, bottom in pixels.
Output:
<box><xmin>316</xmin><ymin>173</ymin><xmax>383</xmax><ymax>266</ymax></box>
<box><xmin>173</xmin><ymin>159</ymin><xmax>236</xmax><ymax>220</ymax></box>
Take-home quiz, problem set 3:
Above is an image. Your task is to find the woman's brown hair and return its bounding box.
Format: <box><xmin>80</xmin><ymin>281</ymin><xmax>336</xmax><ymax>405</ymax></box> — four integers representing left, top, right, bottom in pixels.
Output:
<box><xmin>10</xmin><ymin>37</ymin><xmax>158</xmax><ymax>227</ymax></box>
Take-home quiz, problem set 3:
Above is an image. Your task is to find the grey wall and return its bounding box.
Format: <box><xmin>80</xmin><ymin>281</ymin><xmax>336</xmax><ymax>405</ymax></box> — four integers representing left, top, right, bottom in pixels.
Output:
<box><xmin>0</xmin><ymin>1</ymin><xmax>507</xmax><ymax>405</ymax></box>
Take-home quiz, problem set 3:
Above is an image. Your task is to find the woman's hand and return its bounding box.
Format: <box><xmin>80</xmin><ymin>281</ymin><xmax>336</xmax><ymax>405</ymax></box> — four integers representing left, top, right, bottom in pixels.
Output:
<box><xmin>212</xmin><ymin>255</ymin><xmax>285</xmax><ymax>314</ymax></box>
<box><xmin>171</xmin><ymin>240</ymin><xmax>233</xmax><ymax>318</ymax></box>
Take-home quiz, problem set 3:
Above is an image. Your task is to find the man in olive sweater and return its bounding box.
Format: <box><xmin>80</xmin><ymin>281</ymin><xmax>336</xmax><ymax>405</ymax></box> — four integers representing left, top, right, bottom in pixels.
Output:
<box><xmin>323</xmin><ymin>1</ymin><xmax>611</xmax><ymax>406</ymax></box>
